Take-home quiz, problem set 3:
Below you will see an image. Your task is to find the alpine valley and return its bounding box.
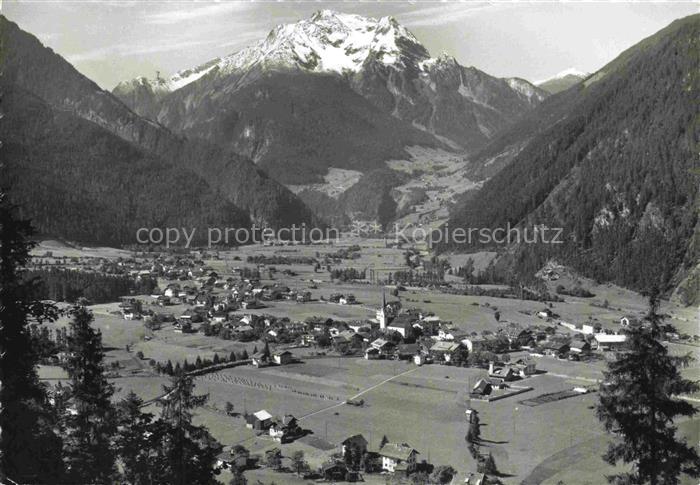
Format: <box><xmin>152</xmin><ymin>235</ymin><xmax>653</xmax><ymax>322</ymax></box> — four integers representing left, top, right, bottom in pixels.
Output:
<box><xmin>114</xmin><ymin>10</ymin><xmax>547</xmax><ymax>183</ymax></box>
<box><xmin>1</xmin><ymin>10</ymin><xmax>698</xmax><ymax>302</ymax></box>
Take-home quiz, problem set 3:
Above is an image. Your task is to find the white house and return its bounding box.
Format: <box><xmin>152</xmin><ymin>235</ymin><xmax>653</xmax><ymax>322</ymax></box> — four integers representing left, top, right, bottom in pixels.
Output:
<box><xmin>378</xmin><ymin>443</ymin><xmax>419</xmax><ymax>473</ymax></box>
<box><xmin>594</xmin><ymin>333</ymin><xmax>627</xmax><ymax>351</ymax></box>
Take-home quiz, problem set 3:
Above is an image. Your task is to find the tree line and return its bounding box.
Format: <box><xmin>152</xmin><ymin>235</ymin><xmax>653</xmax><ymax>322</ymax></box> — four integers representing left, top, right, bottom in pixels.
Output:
<box><xmin>26</xmin><ymin>268</ymin><xmax>158</xmax><ymax>304</ymax></box>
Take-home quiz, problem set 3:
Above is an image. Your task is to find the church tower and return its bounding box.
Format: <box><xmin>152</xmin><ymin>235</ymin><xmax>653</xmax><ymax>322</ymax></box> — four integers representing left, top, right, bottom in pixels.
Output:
<box><xmin>376</xmin><ymin>290</ymin><xmax>387</xmax><ymax>329</ymax></box>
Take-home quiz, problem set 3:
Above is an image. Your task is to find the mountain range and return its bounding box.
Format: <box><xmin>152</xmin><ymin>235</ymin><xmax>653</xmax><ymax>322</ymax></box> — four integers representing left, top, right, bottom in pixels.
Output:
<box><xmin>0</xmin><ymin>15</ymin><xmax>317</xmax><ymax>245</ymax></box>
<box><xmin>1</xmin><ymin>9</ymin><xmax>697</xmax><ymax>302</ymax></box>
<box><xmin>445</xmin><ymin>14</ymin><xmax>700</xmax><ymax>302</ymax></box>
<box><xmin>113</xmin><ymin>10</ymin><xmax>547</xmax><ymax>184</ymax></box>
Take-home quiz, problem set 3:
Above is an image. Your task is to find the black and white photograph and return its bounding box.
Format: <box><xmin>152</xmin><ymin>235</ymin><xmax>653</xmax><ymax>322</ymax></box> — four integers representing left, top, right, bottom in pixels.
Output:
<box><xmin>0</xmin><ymin>1</ymin><xmax>698</xmax><ymax>484</ymax></box>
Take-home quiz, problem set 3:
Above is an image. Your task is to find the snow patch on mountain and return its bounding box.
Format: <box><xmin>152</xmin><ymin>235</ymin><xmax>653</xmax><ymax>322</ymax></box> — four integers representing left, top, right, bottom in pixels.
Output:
<box><xmin>535</xmin><ymin>68</ymin><xmax>588</xmax><ymax>85</ymax></box>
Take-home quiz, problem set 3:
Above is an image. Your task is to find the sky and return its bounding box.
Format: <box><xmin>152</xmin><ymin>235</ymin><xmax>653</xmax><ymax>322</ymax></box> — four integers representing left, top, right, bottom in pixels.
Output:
<box><xmin>2</xmin><ymin>1</ymin><xmax>698</xmax><ymax>90</ymax></box>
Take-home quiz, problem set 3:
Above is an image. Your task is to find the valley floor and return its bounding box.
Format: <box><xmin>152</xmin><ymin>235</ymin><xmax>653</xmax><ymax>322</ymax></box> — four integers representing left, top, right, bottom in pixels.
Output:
<box><xmin>35</xmin><ymin>237</ymin><xmax>700</xmax><ymax>485</ymax></box>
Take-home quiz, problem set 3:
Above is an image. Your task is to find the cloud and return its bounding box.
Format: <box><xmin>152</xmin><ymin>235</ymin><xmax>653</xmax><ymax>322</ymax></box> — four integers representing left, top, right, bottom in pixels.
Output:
<box><xmin>67</xmin><ymin>39</ymin><xmax>211</xmax><ymax>63</ymax></box>
<box><xmin>219</xmin><ymin>28</ymin><xmax>270</xmax><ymax>48</ymax></box>
<box><xmin>396</xmin><ymin>2</ymin><xmax>503</xmax><ymax>28</ymax></box>
<box><xmin>144</xmin><ymin>2</ymin><xmax>255</xmax><ymax>25</ymax></box>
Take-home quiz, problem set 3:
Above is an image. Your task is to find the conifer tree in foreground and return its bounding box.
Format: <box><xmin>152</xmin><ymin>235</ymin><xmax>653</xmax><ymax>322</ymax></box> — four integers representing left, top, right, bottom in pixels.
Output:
<box><xmin>63</xmin><ymin>306</ymin><xmax>118</xmax><ymax>483</ymax></box>
<box><xmin>0</xmin><ymin>192</ymin><xmax>63</xmax><ymax>483</ymax></box>
<box><xmin>157</xmin><ymin>374</ymin><xmax>223</xmax><ymax>485</ymax></box>
<box><xmin>116</xmin><ymin>391</ymin><xmax>163</xmax><ymax>485</ymax></box>
<box><xmin>597</xmin><ymin>291</ymin><xmax>700</xmax><ymax>484</ymax></box>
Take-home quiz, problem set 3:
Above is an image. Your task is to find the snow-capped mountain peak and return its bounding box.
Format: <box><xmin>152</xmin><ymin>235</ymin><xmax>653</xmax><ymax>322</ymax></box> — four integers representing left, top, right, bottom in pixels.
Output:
<box><xmin>219</xmin><ymin>9</ymin><xmax>428</xmax><ymax>75</ymax></box>
<box><xmin>119</xmin><ymin>10</ymin><xmax>429</xmax><ymax>95</ymax></box>
<box><xmin>113</xmin><ymin>9</ymin><xmax>547</xmax><ymax>152</ymax></box>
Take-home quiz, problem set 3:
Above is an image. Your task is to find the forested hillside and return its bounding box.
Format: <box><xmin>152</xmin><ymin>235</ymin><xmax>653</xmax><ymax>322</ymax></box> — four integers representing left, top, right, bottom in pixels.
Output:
<box><xmin>154</xmin><ymin>70</ymin><xmax>441</xmax><ymax>184</ymax></box>
<box><xmin>0</xmin><ymin>16</ymin><xmax>316</xmax><ymax>235</ymax></box>
<box><xmin>0</xmin><ymin>86</ymin><xmax>250</xmax><ymax>245</ymax></box>
<box><xmin>447</xmin><ymin>14</ymin><xmax>700</xmax><ymax>295</ymax></box>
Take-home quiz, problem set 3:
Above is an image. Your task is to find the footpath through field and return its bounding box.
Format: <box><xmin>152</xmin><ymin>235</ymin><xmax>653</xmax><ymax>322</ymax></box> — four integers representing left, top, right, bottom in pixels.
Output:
<box><xmin>298</xmin><ymin>365</ymin><xmax>422</xmax><ymax>421</ymax></box>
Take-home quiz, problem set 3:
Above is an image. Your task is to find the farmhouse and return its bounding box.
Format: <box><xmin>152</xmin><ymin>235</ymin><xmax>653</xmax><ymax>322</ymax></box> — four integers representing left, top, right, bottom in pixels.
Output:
<box><xmin>269</xmin><ymin>414</ymin><xmax>299</xmax><ymax>442</ymax></box>
<box><xmin>252</xmin><ymin>351</ymin><xmax>270</xmax><ymax>368</ymax></box>
<box><xmin>471</xmin><ymin>379</ymin><xmax>493</xmax><ymax>397</ymax></box>
<box><xmin>429</xmin><ymin>341</ymin><xmax>461</xmax><ymax>363</ymax></box>
<box><xmin>540</xmin><ymin>340</ymin><xmax>570</xmax><ymax>357</ymax></box>
<box><xmin>370</xmin><ymin>338</ymin><xmax>396</xmax><ymax>356</ymax></box>
<box><xmin>395</xmin><ymin>343</ymin><xmax>420</xmax><ymax>360</ymax></box>
<box><xmin>512</xmin><ymin>357</ymin><xmax>537</xmax><ymax>376</ymax></box>
<box><xmin>272</xmin><ymin>350</ymin><xmax>293</xmax><ymax>365</ymax></box>
<box><xmin>245</xmin><ymin>409</ymin><xmax>273</xmax><ymax>430</ymax></box>
<box><xmin>341</xmin><ymin>434</ymin><xmax>368</xmax><ymax>457</ymax></box>
<box><xmin>364</xmin><ymin>347</ymin><xmax>381</xmax><ymax>360</ymax></box>
<box><xmin>570</xmin><ymin>339</ymin><xmax>592</xmax><ymax>354</ymax></box>
<box><xmin>594</xmin><ymin>333</ymin><xmax>628</xmax><ymax>351</ymax></box>
<box><xmin>123</xmin><ymin>308</ymin><xmax>140</xmax><ymax>320</ymax></box>
<box><xmin>438</xmin><ymin>326</ymin><xmax>465</xmax><ymax>341</ymax></box>
<box><xmin>321</xmin><ymin>462</ymin><xmax>348</xmax><ymax>481</ymax></box>
<box><xmin>500</xmin><ymin>325</ymin><xmax>532</xmax><ymax>348</ymax></box>
<box><xmin>216</xmin><ymin>447</ymin><xmax>249</xmax><ymax>471</ymax></box>
<box><xmin>488</xmin><ymin>362</ymin><xmax>519</xmax><ymax>381</ymax></box>
<box><xmin>537</xmin><ymin>308</ymin><xmax>555</xmax><ymax>319</ymax></box>
<box><xmin>462</xmin><ymin>336</ymin><xmax>488</xmax><ymax>352</ymax></box>
<box><xmin>377</xmin><ymin>442</ymin><xmax>419</xmax><ymax>473</ymax></box>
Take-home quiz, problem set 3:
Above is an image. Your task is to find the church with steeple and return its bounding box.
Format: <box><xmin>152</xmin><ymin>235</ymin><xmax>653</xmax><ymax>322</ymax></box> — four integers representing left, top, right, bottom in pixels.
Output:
<box><xmin>376</xmin><ymin>290</ymin><xmax>388</xmax><ymax>329</ymax></box>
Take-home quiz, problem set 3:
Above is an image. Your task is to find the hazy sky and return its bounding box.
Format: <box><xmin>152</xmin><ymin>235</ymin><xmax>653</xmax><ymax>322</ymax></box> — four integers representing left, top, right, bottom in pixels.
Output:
<box><xmin>3</xmin><ymin>1</ymin><xmax>698</xmax><ymax>90</ymax></box>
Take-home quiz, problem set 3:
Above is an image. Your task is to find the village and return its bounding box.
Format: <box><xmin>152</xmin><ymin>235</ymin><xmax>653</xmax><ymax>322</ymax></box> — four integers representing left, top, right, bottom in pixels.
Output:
<box><xmin>30</xmin><ymin>236</ymin><xmax>700</xmax><ymax>485</ymax></box>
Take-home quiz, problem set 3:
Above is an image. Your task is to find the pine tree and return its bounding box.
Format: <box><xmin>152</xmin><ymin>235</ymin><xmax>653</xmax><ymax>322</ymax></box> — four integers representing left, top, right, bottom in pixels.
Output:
<box><xmin>63</xmin><ymin>306</ymin><xmax>117</xmax><ymax>483</ymax></box>
<box><xmin>597</xmin><ymin>292</ymin><xmax>700</xmax><ymax>485</ymax></box>
<box><xmin>0</xmin><ymin>193</ymin><xmax>64</xmax><ymax>483</ymax></box>
<box><xmin>380</xmin><ymin>435</ymin><xmax>389</xmax><ymax>448</ymax></box>
<box><xmin>157</xmin><ymin>374</ymin><xmax>222</xmax><ymax>484</ymax></box>
<box><xmin>116</xmin><ymin>391</ymin><xmax>160</xmax><ymax>484</ymax></box>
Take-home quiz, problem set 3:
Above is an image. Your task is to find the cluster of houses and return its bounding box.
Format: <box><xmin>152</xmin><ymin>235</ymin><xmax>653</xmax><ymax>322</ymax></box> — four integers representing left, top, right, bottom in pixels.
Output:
<box><xmin>318</xmin><ymin>434</ymin><xmax>420</xmax><ymax>480</ymax></box>
<box><xmin>244</xmin><ymin>410</ymin><xmax>303</xmax><ymax>443</ymax></box>
<box><xmin>327</xmin><ymin>293</ymin><xmax>357</xmax><ymax>305</ymax></box>
<box><xmin>359</xmin><ymin>300</ymin><xmax>640</xmax><ymax>368</ymax></box>
<box><xmin>120</xmin><ymin>272</ymin><xmax>313</xmax><ymax>333</ymax></box>
<box><xmin>124</xmin><ymin>266</ymin><xmax>639</xmax><ymax>371</ymax></box>
<box><xmin>154</xmin><ymin>277</ymin><xmax>312</xmax><ymax>310</ymax></box>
